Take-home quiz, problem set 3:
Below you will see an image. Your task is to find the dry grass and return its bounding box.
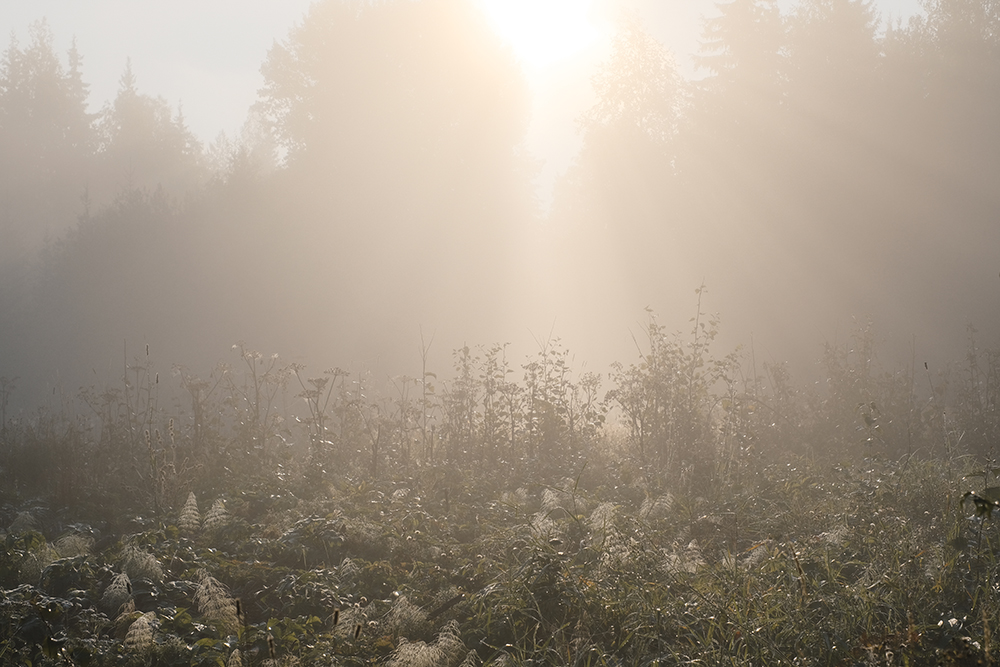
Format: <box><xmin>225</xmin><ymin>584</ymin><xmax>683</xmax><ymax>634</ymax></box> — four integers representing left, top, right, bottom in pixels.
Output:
<box><xmin>101</xmin><ymin>572</ymin><xmax>132</xmax><ymax>615</ymax></box>
<box><xmin>195</xmin><ymin>570</ymin><xmax>240</xmax><ymax>635</ymax></box>
<box><xmin>203</xmin><ymin>498</ymin><xmax>231</xmax><ymax>532</ymax></box>
<box><xmin>388</xmin><ymin>620</ymin><xmax>469</xmax><ymax>667</ymax></box>
<box><xmin>124</xmin><ymin>611</ymin><xmax>156</xmax><ymax>653</ymax></box>
<box><xmin>120</xmin><ymin>544</ymin><xmax>163</xmax><ymax>582</ymax></box>
<box><xmin>178</xmin><ymin>491</ymin><xmax>201</xmax><ymax>535</ymax></box>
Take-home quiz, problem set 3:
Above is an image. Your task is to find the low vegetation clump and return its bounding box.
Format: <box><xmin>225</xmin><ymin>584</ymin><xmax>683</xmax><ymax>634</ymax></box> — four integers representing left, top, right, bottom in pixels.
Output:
<box><xmin>1</xmin><ymin>314</ymin><xmax>999</xmax><ymax>666</ymax></box>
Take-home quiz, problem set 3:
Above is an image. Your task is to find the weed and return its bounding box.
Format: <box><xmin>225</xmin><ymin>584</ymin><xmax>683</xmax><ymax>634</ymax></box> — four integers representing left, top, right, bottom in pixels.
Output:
<box><xmin>2</xmin><ymin>314</ymin><xmax>1000</xmax><ymax>665</ymax></box>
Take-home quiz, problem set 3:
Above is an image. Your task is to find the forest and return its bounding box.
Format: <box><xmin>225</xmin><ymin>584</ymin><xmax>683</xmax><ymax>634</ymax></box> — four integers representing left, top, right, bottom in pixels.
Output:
<box><xmin>1</xmin><ymin>0</ymin><xmax>1000</xmax><ymax>664</ymax></box>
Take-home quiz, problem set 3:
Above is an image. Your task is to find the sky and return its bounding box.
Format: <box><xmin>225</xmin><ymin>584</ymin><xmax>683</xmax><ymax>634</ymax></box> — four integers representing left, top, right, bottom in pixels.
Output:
<box><xmin>1</xmin><ymin>0</ymin><xmax>924</xmax><ymax>198</ymax></box>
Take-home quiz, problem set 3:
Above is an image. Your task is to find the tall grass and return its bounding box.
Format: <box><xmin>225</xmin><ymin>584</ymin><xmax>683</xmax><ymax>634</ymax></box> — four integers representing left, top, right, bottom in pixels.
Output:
<box><xmin>0</xmin><ymin>311</ymin><xmax>999</xmax><ymax>664</ymax></box>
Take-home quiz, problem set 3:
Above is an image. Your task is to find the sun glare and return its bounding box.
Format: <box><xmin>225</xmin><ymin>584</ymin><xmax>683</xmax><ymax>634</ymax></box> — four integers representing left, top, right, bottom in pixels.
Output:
<box><xmin>478</xmin><ymin>0</ymin><xmax>603</xmax><ymax>69</ymax></box>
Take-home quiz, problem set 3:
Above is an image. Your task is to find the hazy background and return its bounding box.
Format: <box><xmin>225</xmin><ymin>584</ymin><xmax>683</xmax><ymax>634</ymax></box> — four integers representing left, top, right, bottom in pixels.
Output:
<box><xmin>1</xmin><ymin>0</ymin><xmax>995</xmax><ymax>410</ymax></box>
<box><xmin>0</xmin><ymin>0</ymin><xmax>923</xmax><ymax>198</ymax></box>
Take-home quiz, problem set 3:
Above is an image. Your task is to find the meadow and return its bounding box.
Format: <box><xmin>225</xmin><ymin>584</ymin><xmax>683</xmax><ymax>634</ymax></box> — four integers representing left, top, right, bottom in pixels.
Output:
<box><xmin>1</xmin><ymin>312</ymin><xmax>999</xmax><ymax>667</ymax></box>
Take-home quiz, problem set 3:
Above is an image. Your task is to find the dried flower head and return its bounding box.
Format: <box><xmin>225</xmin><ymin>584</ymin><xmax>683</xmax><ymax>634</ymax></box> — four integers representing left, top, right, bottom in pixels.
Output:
<box><xmin>204</xmin><ymin>499</ymin><xmax>231</xmax><ymax>532</ymax></box>
<box><xmin>178</xmin><ymin>492</ymin><xmax>201</xmax><ymax>535</ymax></box>
<box><xmin>387</xmin><ymin>621</ymin><xmax>467</xmax><ymax>667</ymax></box>
<box><xmin>120</xmin><ymin>544</ymin><xmax>163</xmax><ymax>583</ymax></box>
<box><xmin>195</xmin><ymin>570</ymin><xmax>240</xmax><ymax>635</ymax></box>
<box><xmin>124</xmin><ymin>612</ymin><xmax>156</xmax><ymax>653</ymax></box>
<box><xmin>102</xmin><ymin>572</ymin><xmax>133</xmax><ymax>615</ymax></box>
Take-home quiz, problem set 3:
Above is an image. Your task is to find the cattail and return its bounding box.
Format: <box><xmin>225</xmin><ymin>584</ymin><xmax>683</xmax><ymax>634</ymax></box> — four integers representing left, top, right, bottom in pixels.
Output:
<box><xmin>427</xmin><ymin>593</ymin><xmax>464</xmax><ymax>621</ymax></box>
<box><xmin>332</xmin><ymin>609</ymin><xmax>340</xmax><ymax>627</ymax></box>
<box><xmin>354</xmin><ymin>623</ymin><xmax>362</xmax><ymax>640</ymax></box>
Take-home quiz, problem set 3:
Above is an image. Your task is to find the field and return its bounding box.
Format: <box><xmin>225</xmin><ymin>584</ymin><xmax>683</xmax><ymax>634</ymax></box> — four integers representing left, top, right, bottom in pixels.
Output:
<box><xmin>2</xmin><ymin>320</ymin><xmax>999</xmax><ymax>666</ymax></box>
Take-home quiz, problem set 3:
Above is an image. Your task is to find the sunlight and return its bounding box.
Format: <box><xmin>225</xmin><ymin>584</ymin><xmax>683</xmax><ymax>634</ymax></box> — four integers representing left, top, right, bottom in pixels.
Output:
<box><xmin>478</xmin><ymin>0</ymin><xmax>603</xmax><ymax>69</ymax></box>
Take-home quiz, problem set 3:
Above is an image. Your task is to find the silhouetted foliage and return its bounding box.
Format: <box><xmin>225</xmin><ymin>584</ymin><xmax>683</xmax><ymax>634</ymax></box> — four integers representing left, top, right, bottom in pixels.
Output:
<box><xmin>254</xmin><ymin>0</ymin><xmax>536</xmax><ymax>350</ymax></box>
<box><xmin>3</xmin><ymin>0</ymin><xmax>1000</xmax><ymax>408</ymax></box>
<box><xmin>94</xmin><ymin>60</ymin><xmax>205</xmax><ymax>204</ymax></box>
<box><xmin>4</xmin><ymin>1</ymin><xmax>1000</xmax><ymax>661</ymax></box>
<box><xmin>0</xmin><ymin>20</ymin><xmax>91</xmax><ymax>262</ymax></box>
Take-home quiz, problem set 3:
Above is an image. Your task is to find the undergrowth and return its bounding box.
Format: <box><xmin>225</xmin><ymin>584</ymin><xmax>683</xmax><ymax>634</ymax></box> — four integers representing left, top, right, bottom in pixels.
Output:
<box><xmin>1</xmin><ymin>309</ymin><xmax>999</xmax><ymax>666</ymax></box>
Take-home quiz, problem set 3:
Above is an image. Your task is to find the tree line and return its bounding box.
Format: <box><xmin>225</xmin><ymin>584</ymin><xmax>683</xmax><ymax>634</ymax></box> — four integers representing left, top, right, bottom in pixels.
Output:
<box><xmin>1</xmin><ymin>0</ymin><xmax>998</xmax><ymax>406</ymax></box>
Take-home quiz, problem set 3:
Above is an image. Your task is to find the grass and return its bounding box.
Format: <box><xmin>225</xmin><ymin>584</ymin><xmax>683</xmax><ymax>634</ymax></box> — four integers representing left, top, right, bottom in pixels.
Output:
<box><xmin>0</xmin><ymin>317</ymin><xmax>998</xmax><ymax>665</ymax></box>
<box><xmin>0</xmin><ymin>447</ymin><xmax>997</xmax><ymax>665</ymax></box>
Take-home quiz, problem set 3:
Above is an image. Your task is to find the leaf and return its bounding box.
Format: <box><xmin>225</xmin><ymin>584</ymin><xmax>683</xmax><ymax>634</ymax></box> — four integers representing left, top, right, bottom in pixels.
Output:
<box><xmin>982</xmin><ymin>487</ymin><xmax>1000</xmax><ymax>504</ymax></box>
<box><xmin>962</xmin><ymin>491</ymin><xmax>1000</xmax><ymax>519</ymax></box>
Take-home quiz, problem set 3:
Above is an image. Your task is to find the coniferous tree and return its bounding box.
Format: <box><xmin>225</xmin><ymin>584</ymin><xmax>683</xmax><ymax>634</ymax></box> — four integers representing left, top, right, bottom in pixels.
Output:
<box><xmin>94</xmin><ymin>60</ymin><xmax>205</xmax><ymax>204</ymax></box>
<box><xmin>252</xmin><ymin>0</ymin><xmax>536</xmax><ymax>358</ymax></box>
<box><xmin>0</xmin><ymin>20</ymin><xmax>93</xmax><ymax>260</ymax></box>
<box><xmin>686</xmin><ymin>0</ymin><xmax>786</xmax><ymax>197</ymax></box>
<box><xmin>547</xmin><ymin>18</ymin><xmax>683</xmax><ymax>326</ymax></box>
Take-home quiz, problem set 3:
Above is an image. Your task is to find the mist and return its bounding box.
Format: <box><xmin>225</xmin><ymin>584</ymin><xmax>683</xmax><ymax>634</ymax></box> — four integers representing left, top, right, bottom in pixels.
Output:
<box><xmin>0</xmin><ymin>0</ymin><xmax>997</xmax><ymax>410</ymax></box>
<box><xmin>5</xmin><ymin>3</ymin><xmax>1000</xmax><ymax>663</ymax></box>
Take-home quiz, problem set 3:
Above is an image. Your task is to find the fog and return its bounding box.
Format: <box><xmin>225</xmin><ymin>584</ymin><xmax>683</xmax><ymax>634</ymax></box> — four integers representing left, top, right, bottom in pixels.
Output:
<box><xmin>1</xmin><ymin>0</ymin><xmax>997</xmax><ymax>411</ymax></box>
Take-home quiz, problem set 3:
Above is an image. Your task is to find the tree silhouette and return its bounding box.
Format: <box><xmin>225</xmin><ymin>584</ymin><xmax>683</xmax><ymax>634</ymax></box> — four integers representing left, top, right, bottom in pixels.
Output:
<box><xmin>689</xmin><ymin>0</ymin><xmax>786</xmax><ymax>171</ymax></box>
<box><xmin>94</xmin><ymin>60</ymin><xmax>204</xmax><ymax>204</ymax></box>
<box><xmin>254</xmin><ymin>0</ymin><xmax>535</xmax><ymax>353</ymax></box>
<box><xmin>0</xmin><ymin>20</ymin><xmax>93</xmax><ymax>261</ymax></box>
<box><xmin>546</xmin><ymin>18</ymin><xmax>682</xmax><ymax>329</ymax></box>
